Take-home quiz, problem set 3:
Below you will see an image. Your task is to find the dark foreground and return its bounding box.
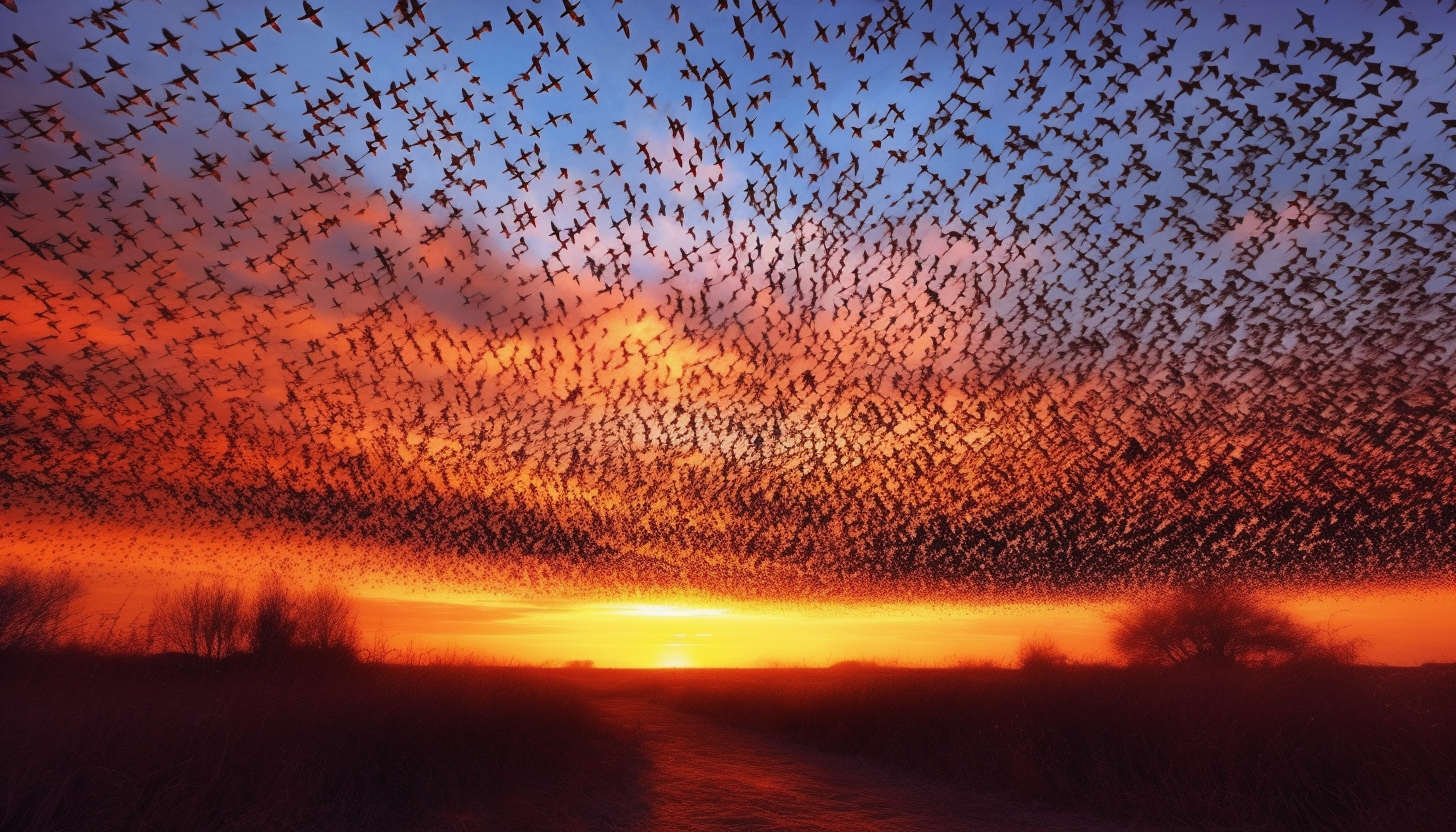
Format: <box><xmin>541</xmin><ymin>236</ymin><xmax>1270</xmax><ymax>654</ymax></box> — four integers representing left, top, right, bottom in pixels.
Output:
<box><xmin>589</xmin><ymin>694</ymin><xmax>1155</xmax><ymax>832</ymax></box>
<box><xmin>614</xmin><ymin>663</ymin><xmax>1456</xmax><ymax>832</ymax></box>
<box><xmin>0</xmin><ymin>655</ymin><xmax>645</xmax><ymax>831</ymax></box>
<box><xmin>4</xmin><ymin>659</ymin><xmax>1454</xmax><ymax>831</ymax></box>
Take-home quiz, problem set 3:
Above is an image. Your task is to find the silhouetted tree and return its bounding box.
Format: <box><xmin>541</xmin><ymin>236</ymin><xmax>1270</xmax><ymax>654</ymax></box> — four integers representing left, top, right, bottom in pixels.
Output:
<box><xmin>294</xmin><ymin>584</ymin><xmax>360</xmax><ymax>661</ymax></box>
<box><xmin>1110</xmin><ymin>587</ymin><xmax>1312</xmax><ymax>667</ymax></box>
<box><xmin>151</xmin><ymin>579</ymin><xmax>245</xmax><ymax>660</ymax></box>
<box><xmin>248</xmin><ymin>572</ymin><xmax>298</xmax><ymax>664</ymax></box>
<box><xmin>0</xmin><ymin>566</ymin><xmax>83</xmax><ymax>654</ymax></box>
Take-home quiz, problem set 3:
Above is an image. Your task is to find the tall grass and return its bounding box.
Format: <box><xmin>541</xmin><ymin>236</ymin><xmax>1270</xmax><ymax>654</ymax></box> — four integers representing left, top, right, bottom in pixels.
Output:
<box><xmin>0</xmin><ymin>656</ymin><xmax>645</xmax><ymax>831</ymax></box>
<box><xmin>0</xmin><ymin>565</ymin><xmax>645</xmax><ymax>830</ymax></box>
<box><xmin>663</xmin><ymin>664</ymin><xmax>1456</xmax><ymax>832</ymax></box>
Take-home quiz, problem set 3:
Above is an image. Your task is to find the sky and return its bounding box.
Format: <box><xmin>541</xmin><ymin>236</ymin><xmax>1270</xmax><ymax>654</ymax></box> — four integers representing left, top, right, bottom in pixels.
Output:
<box><xmin>2</xmin><ymin>0</ymin><xmax>1454</xmax><ymax>665</ymax></box>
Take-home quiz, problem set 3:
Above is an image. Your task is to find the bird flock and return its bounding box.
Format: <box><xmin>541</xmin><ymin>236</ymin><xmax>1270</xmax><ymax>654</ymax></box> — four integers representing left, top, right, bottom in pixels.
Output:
<box><xmin>2</xmin><ymin>0</ymin><xmax>1454</xmax><ymax>600</ymax></box>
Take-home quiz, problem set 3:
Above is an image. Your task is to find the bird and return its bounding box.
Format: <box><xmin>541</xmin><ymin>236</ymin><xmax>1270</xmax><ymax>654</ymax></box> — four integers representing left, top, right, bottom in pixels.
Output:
<box><xmin>0</xmin><ymin>0</ymin><xmax>1451</xmax><ymax>605</ymax></box>
<box><xmin>298</xmin><ymin>2</ymin><xmax>324</xmax><ymax>28</ymax></box>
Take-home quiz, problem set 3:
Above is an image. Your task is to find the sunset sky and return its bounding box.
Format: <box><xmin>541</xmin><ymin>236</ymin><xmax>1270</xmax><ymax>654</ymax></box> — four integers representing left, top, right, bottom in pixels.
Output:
<box><xmin>2</xmin><ymin>0</ymin><xmax>1453</xmax><ymax>666</ymax></box>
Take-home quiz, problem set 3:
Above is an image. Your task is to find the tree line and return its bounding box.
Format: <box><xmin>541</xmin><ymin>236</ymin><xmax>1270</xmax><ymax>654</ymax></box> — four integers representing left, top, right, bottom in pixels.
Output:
<box><xmin>1</xmin><ymin>565</ymin><xmax>360</xmax><ymax>664</ymax></box>
<box><xmin>5</xmin><ymin>563</ymin><xmax>1364</xmax><ymax>668</ymax></box>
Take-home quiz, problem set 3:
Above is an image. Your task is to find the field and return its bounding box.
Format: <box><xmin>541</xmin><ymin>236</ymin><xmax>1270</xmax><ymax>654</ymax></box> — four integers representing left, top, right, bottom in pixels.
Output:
<box><xmin>5</xmin><ymin>656</ymin><xmax>1454</xmax><ymax>831</ymax></box>
<box><xmin>636</xmin><ymin>663</ymin><xmax>1456</xmax><ymax>832</ymax></box>
<box><xmin>0</xmin><ymin>654</ymin><xmax>645</xmax><ymax>832</ymax></box>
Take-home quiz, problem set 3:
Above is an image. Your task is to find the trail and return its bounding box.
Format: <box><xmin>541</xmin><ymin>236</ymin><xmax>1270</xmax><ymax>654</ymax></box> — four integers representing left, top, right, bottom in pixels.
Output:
<box><xmin>592</xmin><ymin>695</ymin><xmax>1160</xmax><ymax>832</ymax></box>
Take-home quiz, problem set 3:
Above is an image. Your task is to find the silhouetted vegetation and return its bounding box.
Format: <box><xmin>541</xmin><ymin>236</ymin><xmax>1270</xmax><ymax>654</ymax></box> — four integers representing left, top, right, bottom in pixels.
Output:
<box><xmin>2</xmin><ymin>571</ymin><xmax>1440</xmax><ymax>830</ymax></box>
<box><xmin>648</xmin><ymin>596</ymin><xmax>1414</xmax><ymax>830</ymax></box>
<box><xmin>0</xmin><ymin>657</ymin><xmax>644</xmax><ymax>831</ymax></box>
<box><xmin>150</xmin><ymin>579</ymin><xmax>246</xmax><ymax>660</ymax></box>
<box><xmin>248</xmin><ymin>572</ymin><xmax>298</xmax><ymax>664</ymax></box>
<box><xmin>293</xmin><ymin>582</ymin><xmax>361</xmax><ymax>659</ymax></box>
<box><xmin>659</xmin><ymin>663</ymin><xmax>1456</xmax><ymax>831</ymax></box>
<box><xmin>0</xmin><ymin>566</ymin><xmax>83</xmax><ymax>655</ymax></box>
<box><xmin>0</xmin><ymin>572</ymin><xmax>646</xmax><ymax>829</ymax></box>
<box><xmin>1109</xmin><ymin>587</ymin><xmax>1319</xmax><ymax>666</ymax></box>
<box><xmin>1015</xmin><ymin>634</ymin><xmax>1071</xmax><ymax>670</ymax></box>
<box><xmin>150</xmin><ymin>575</ymin><xmax>362</xmax><ymax>665</ymax></box>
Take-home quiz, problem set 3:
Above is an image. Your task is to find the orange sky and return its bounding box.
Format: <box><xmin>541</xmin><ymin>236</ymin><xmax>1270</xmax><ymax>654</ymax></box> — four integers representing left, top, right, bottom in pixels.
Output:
<box><xmin>9</xmin><ymin>505</ymin><xmax>1449</xmax><ymax>668</ymax></box>
<box><xmin>64</xmin><ymin>579</ymin><xmax>1454</xmax><ymax>669</ymax></box>
<box><xmin>339</xmin><ymin>587</ymin><xmax>1456</xmax><ymax>668</ymax></box>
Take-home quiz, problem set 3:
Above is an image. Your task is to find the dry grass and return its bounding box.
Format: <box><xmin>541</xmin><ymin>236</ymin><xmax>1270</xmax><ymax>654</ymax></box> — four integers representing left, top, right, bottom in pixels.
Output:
<box><xmin>0</xmin><ymin>566</ymin><xmax>647</xmax><ymax>830</ymax></box>
<box><xmin>0</xmin><ymin>655</ymin><xmax>645</xmax><ymax>831</ymax></box>
<box><xmin>656</xmin><ymin>663</ymin><xmax>1456</xmax><ymax>832</ymax></box>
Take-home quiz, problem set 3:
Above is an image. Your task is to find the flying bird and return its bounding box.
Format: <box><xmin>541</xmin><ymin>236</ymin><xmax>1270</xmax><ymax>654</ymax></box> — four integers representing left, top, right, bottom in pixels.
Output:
<box><xmin>0</xmin><ymin>0</ymin><xmax>1451</xmax><ymax>601</ymax></box>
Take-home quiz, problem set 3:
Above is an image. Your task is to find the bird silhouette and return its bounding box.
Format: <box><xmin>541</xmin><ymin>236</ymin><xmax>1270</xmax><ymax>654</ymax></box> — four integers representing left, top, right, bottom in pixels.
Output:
<box><xmin>0</xmin><ymin>0</ymin><xmax>1452</xmax><ymax>602</ymax></box>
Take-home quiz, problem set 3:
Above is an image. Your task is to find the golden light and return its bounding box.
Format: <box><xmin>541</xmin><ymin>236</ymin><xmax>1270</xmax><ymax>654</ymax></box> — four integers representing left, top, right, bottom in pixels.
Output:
<box><xmin>7</xmin><ymin>504</ymin><xmax>1452</xmax><ymax>669</ymax></box>
<box><xmin>615</xmin><ymin>604</ymin><xmax>729</xmax><ymax>618</ymax></box>
<box><xmin>327</xmin><ymin>586</ymin><xmax>1453</xmax><ymax>668</ymax></box>
<box><xmin>655</xmin><ymin>649</ymin><xmax>696</xmax><ymax>669</ymax></box>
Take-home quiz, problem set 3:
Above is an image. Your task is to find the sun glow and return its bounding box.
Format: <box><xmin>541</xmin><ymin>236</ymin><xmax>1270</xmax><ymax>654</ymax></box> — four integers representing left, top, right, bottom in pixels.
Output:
<box><xmin>7</xmin><ymin>504</ymin><xmax>1451</xmax><ymax>668</ymax></box>
<box><xmin>614</xmin><ymin>604</ymin><xmax>729</xmax><ymax>618</ymax></box>
<box><xmin>327</xmin><ymin>586</ymin><xmax>1456</xmax><ymax>669</ymax></box>
<box><xmin>655</xmin><ymin>650</ymin><xmax>696</xmax><ymax>668</ymax></box>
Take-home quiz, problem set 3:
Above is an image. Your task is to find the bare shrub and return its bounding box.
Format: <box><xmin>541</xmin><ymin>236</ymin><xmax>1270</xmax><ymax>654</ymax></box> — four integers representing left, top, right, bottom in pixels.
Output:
<box><xmin>1016</xmin><ymin>634</ymin><xmax>1070</xmax><ymax>670</ymax></box>
<box><xmin>0</xmin><ymin>566</ymin><xmax>84</xmax><ymax>654</ymax></box>
<box><xmin>249</xmin><ymin>573</ymin><xmax>299</xmax><ymax>664</ymax></box>
<box><xmin>358</xmin><ymin>625</ymin><xmax>399</xmax><ymax>664</ymax></box>
<box><xmin>84</xmin><ymin>596</ymin><xmax>153</xmax><ymax>656</ymax></box>
<box><xmin>1110</xmin><ymin>587</ymin><xmax>1312</xmax><ymax>667</ymax></box>
<box><xmin>1292</xmin><ymin>620</ymin><xmax>1369</xmax><ymax>667</ymax></box>
<box><xmin>151</xmin><ymin>579</ymin><xmax>245</xmax><ymax>660</ymax></box>
<box><xmin>295</xmin><ymin>584</ymin><xmax>360</xmax><ymax>660</ymax></box>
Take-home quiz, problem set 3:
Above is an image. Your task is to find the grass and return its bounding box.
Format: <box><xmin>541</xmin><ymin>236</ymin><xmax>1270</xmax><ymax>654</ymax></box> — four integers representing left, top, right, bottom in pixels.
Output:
<box><xmin>651</xmin><ymin>663</ymin><xmax>1456</xmax><ymax>832</ymax></box>
<box><xmin>5</xmin><ymin>611</ymin><xmax>1452</xmax><ymax>832</ymax></box>
<box><xmin>0</xmin><ymin>653</ymin><xmax>645</xmax><ymax>831</ymax></box>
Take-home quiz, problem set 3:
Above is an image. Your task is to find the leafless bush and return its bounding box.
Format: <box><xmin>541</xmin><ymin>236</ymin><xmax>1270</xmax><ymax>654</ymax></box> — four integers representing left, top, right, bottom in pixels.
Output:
<box><xmin>295</xmin><ymin>583</ymin><xmax>360</xmax><ymax>659</ymax></box>
<box><xmin>150</xmin><ymin>579</ymin><xmax>245</xmax><ymax>660</ymax></box>
<box><xmin>1016</xmin><ymin>634</ymin><xmax>1071</xmax><ymax>670</ymax></box>
<box><xmin>249</xmin><ymin>572</ymin><xmax>299</xmax><ymax>664</ymax></box>
<box><xmin>1292</xmin><ymin>620</ymin><xmax>1369</xmax><ymax>666</ymax></box>
<box><xmin>84</xmin><ymin>596</ymin><xmax>153</xmax><ymax>656</ymax></box>
<box><xmin>1109</xmin><ymin>587</ymin><xmax>1313</xmax><ymax>667</ymax></box>
<box><xmin>0</xmin><ymin>566</ymin><xmax>84</xmax><ymax>654</ymax></box>
<box><xmin>358</xmin><ymin>624</ymin><xmax>399</xmax><ymax>664</ymax></box>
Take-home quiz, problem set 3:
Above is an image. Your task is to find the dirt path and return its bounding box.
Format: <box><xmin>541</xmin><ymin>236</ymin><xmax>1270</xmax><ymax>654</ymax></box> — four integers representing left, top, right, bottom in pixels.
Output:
<box><xmin>592</xmin><ymin>695</ymin><xmax>1159</xmax><ymax>832</ymax></box>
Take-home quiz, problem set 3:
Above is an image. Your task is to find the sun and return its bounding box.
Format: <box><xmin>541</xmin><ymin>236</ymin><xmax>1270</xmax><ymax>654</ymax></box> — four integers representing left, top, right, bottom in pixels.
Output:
<box><xmin>656</xmin><ymin>649</ymin><xmax>695</xmax><ymax>668</ymax></box>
